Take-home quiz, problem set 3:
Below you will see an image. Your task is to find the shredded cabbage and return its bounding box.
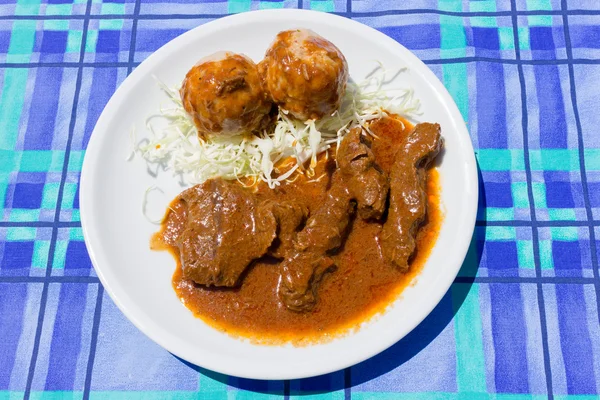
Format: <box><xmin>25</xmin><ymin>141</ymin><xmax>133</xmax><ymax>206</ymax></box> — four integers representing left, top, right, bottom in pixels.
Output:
<box><xmin>134</xmin><ymin>64</ymin><xmax>420</xmax><ymax>189</ymax></box>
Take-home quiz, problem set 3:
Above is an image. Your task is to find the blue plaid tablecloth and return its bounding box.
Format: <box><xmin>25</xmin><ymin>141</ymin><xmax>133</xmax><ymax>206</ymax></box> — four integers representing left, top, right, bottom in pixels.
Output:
<box><xmin>1</xmin><ymin>0</ymin><xmax>600</xmax><ymax>398</ymax></box>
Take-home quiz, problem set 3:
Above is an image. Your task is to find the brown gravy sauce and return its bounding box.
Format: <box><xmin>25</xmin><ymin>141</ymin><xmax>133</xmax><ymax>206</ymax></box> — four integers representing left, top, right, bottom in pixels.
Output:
<box><xmin>151</xmin><ymin>117</ymin><xmax>443</xmax><ymax>345</ymax></box>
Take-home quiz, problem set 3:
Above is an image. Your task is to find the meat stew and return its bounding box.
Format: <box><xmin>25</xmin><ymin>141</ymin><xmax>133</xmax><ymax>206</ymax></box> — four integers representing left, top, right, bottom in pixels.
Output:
<box><xmin>150</xmin><ymin>116</ymin><xmax>443</xmax><ymax>344</ymax></box>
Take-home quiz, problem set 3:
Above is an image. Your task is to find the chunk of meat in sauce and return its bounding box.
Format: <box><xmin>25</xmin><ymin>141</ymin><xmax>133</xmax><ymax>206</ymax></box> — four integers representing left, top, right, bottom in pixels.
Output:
<box><xmin>380</xmin><ymin>123</ymin><xmax>443</xmax><ymax>272</ymax></box>
<box><xmin>278</xmin><ymin>128</ymin><xmax>392</xmax><ymax>312</ymax></box>
<box><xmin>338</xmin><ymin>127</ymin><xmax>389</xmax><ymax>220</ymax></box>
<box><xmin>264</xmin><ymin>200</ymin><xmax>308</xmax><ymax>259</ymax></box>
<box><xmin>279</xmin><ymin>175</ymin><xmax>354</xmax><ymax>312</ymax></box>
<box><xmin>178</xmin><ymin>179</ymin><xmax>277</xmax><ymax>287</ymax></box>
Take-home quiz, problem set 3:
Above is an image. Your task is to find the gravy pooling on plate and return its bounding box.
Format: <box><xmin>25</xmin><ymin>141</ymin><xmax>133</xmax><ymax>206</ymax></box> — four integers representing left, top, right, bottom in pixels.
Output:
<box><xmin>151</xmin><ymin>117</ymin><xmax>443</xmax><ymax>344</ymax></box>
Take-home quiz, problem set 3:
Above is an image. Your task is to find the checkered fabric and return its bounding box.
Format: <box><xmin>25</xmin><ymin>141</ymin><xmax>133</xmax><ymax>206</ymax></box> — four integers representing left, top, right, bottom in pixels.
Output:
<box><xmin>1</xmin><ymin>0</ymin><xmax>599</xmax><ymax>398</ymax></box>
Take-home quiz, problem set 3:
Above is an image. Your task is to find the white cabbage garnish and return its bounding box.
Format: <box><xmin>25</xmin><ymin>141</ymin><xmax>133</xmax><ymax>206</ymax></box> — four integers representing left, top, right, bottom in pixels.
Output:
<box><xmin>134</xmin><ymin>64</ymin><xmax>420</xmax><ymax>189</ymax></box>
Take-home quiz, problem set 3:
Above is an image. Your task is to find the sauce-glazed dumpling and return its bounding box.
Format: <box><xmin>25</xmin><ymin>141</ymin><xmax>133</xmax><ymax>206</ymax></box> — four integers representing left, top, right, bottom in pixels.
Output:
<box><xmin>180</xmin><ymin>52</ymin><xmax>273</xmax><ymax>138</ymax></box>
<box><xmin>259</xmin><ymin>29</ymin><xmax>349</xmax><ymax>121</ymax></box>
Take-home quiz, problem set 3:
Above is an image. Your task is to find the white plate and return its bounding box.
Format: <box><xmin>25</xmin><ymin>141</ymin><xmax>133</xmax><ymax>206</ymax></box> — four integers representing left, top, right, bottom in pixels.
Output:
<box><xmin>80</xmin><ymin>9</ymin><xmax>477</xmax><ymax>380</ymax></box>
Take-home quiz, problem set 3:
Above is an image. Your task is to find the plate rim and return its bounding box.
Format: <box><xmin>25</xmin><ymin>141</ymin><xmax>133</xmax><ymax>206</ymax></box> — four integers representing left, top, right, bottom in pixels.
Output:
<box><xmin>80</xmin><ymin>8</ymin><xmax>478</xmax><ymax>380</ymax></box>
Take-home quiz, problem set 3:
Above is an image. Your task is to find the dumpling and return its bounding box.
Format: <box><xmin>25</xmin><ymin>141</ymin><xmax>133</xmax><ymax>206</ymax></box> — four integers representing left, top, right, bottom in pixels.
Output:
<box><xmin>259</xmin><ymin>29</ymin><xmax>349</xmax><ymax>121</ymax></box>
<box><xmin>180</xmin><ymin>52</ymin><xmax>274</xmax><ymax>138</ymax></box>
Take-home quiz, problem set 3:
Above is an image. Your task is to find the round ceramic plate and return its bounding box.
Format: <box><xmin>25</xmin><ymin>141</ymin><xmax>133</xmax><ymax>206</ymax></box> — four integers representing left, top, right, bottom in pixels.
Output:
<box><xmin>80</xmin><ymin>9</ymin><xmax>477</xmax><ymax>380</ymax></box>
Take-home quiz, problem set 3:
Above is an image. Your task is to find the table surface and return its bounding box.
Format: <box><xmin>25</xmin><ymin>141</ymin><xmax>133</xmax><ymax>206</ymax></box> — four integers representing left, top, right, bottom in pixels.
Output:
<box><xmin>1</xmin><ymin>0</ymin><xmax>600</xmax><ymax>398</ymax></box>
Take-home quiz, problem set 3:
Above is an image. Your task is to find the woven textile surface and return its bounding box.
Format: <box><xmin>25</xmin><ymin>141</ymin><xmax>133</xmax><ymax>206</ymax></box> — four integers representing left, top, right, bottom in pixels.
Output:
<box><xmin>1</xmin><ymin>0</ymin><xmax>600</xmax><ymax>398</ymax></box>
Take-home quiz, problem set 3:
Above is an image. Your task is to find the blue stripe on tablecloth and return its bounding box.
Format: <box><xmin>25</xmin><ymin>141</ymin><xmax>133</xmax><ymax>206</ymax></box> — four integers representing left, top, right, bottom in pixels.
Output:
<box><xmin>44</xmin><ymin>283</ymin><xmax>88</xmax><ymax>391</ymax></box>
<box><xmin>490</xmin><ymin>283</ymin><xmax>530</xmax><ymax>392</ymax></box>
<box><xmin>81</xmin><ymin>68</ymin><xmax>120</xmax><ymax>149</ymax></box>
<box><xmin>23</xmin><ymin>68</ymin><xmax>64</xmax><ymax>150</ymax></box>
<box><xmin>0</xmin><ymin>283</ymin><xmax>27</xmax><ymax>389</ymax></box>
<box><xmin>0</xmin><ymin>8</ymin><xmax>599</xmax><ymax>21</ymax></box>
<box><xmin>0</xmin><ymin>283</ymin><xmax>44</xmax><ymax>392</ymax></box>
<box><xmin>22</xmin><ymin>0</ymin><xmax>93</xmax><ymax>398</ymax></box>
<box><xmin>534</xmin><ymin>65</ymin><xmax>568</xmax><ymax>148</ymax></box>
<box><xmin>475</xmin><ymin>62</ymin><xmax>507</xmax><ymax>149</ymax></box>
<box><xmin>128</xmin><ymin>0</ymin><xmax>141</xmax><ymax>74</ymax></box>
<box><xmin>555</xmin><ymin>284</ymin><xmax>597</xmax><ymax>394</ymax></box>
<box><xmin>560</xmin><ymin>0</ymin><xmax>600</xmax><ymax>328</ymax></box>
<box><xmin>509</xmin><ymin>0</ymin><xmax>554</xmax><ymax>396</ymax></box>
<box><xmin>83</xmin><ymin>285</ymin><xmax>103</xmax><ymax>400</ymax></box>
